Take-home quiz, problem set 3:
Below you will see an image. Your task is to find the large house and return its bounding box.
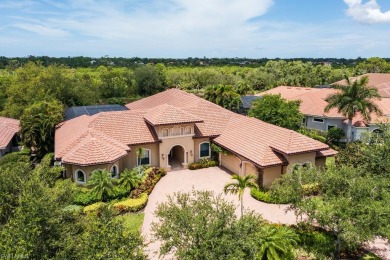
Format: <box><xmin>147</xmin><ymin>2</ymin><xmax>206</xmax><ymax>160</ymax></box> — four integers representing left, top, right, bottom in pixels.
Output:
<box><xmin>255</xmin><ymin>74</ymin><xmax>390</xmax><ymax>141</ymax></box>
<box><xmin>55</xmin><ymin>89</ymin><xmax>336</xmax><ymax>188</ymax></box>
<box><xmin>0</xmin><ymin>116</ymin><xmax>21</xmax><ymax>157</ymax></box>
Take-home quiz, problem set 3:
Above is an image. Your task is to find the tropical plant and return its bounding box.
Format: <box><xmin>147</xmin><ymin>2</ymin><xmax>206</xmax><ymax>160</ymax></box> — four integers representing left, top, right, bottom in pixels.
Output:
<box><xmin>87</xmin><ymin>169</ymin><xmax>117</xmax><ymax>202</ymax></box>
<box><xmin>256</xmin><ymin>225</ymin><xmax>299</xmax><ymax>260</ymax></box>
<box><xmin>20</xmin><ymin>100</ymin><xmax>64</xmax><ymax>159</ymax></box>
<box><xmin>325</xmin><ymin>75</ymin><xmax>382</xmax><ymax>142</ymax></box>
<box><xmin>224</xmin><ymin>174</ymin><xmax>258</xmax><ymax>218</ymax></box>
<box><xmin>119</xmin><ymin>168</ymin><xmax>144</xmax><ymax>192</ymax></box>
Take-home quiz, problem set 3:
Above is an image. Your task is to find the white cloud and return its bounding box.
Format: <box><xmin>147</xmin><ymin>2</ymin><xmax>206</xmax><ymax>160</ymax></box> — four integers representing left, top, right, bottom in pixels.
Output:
<box><xmin>13</xmin><ymin>23</ymin><xmax>69</xmax><ymax>37</ymax></box>
<box><xmin>344</xmin><ymin>0</ymin><xmax>390</xmax><ymax>23</ymax></box>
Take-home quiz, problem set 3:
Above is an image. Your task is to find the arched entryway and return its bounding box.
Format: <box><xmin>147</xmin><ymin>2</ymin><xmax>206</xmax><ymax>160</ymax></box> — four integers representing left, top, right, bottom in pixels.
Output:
<box><xmin>169</xmin><ymin>145</ymin><xmax>185</xmax><ymax>170</ymax></box>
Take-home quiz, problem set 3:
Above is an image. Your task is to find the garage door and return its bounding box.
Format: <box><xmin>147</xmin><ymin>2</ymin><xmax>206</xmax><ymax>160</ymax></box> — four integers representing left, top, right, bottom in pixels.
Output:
<box><xmin>244</xmin><ymin>162</ymin><xmax>258</xmax><ymax>177</ymax></box>
<box><xmin>221</xmin><ymin>154</ymin><xmax>241</xmax><ymax>174</ymax></box>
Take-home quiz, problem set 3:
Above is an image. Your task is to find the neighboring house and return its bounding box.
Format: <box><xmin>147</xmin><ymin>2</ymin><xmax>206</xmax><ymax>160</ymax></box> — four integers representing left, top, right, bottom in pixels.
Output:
<box><xmin>64</xmin><ymin>104</ymin><xmax>129</xmax><ymax>121</ymax></box>
<box><xmin>239</xmin><ymin>95</ymin><xmax>262</xmax><ymax>114</ymax></box>
<box><xmin>255</xmin><ymin>84</ymin><xmax>390</xmax><ymax>141</ymax></box>
<box><xmin>333</xmin><ymin>73</ymin><xmax>390</xmax><ymax>98</ymax></box>
<box><xmin>55</xmin><ymin>89</ymin><xmax>336</xmax><ymax>188</ymax></box>
<box><xmin>0</xmin><ymin>116</ymin><xmax>21</xmax><ymax>157</ymax></box>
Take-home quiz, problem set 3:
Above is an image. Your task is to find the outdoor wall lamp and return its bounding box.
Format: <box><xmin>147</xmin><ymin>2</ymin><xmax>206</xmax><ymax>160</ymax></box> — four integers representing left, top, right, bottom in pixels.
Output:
<box><xmin>161</xmin><ymin>154</ymin><xmax>165</xmax><ymax>160</ymax></box>
<box><xmin>190</xmin><ymin>150</ymin><xmax>193</xmax><ymax>156</ymax></box>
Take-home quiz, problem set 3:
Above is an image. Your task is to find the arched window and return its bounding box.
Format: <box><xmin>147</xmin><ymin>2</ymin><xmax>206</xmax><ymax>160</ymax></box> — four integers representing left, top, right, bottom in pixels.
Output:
<box><xmin>199</xmin><ymin>142</ymin><xmax>210</xmax><ymax>158</ymax></box>
<box><xmin>110</xmin><ymin>165</ymin><xmax>118</xmax><ymax>178</ymax></box>
<box><xmin>185</xmin><ymin>126</ymin><xmax>192</xmax><ymax>135</ymax></box>
<box><xmin>75</xmin><ymin>169</ymin><xmax>86</xmax><ymax>184</ymax></box>
<box><xmin>180</xmin><ymin>127</ymin><xmax>185</xmax><ymax>135</ymax></box>
<box><xmin>162</xmin><ymin>128</ymin><xmax>169</xmax><ymax>137</ymax></box>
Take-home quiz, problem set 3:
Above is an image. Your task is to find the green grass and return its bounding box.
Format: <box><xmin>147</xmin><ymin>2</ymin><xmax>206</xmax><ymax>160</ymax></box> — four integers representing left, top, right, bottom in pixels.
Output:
<box><xmin>116</xmin><ymin>213</ymin><xmax>145</xmax><ymax>234</ymax></box>
<box><xmin>326</xmin><ymin>157</ymin><xmax>335</xmax><ymax>168</ymax></box>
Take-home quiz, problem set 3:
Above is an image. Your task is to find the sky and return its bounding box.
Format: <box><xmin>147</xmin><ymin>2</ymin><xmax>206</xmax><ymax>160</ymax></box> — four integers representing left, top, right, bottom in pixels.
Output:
<box><xmin>0</xmin><ymin>0</ymin><xmax>390</xmax><ymax>58</ymax></box>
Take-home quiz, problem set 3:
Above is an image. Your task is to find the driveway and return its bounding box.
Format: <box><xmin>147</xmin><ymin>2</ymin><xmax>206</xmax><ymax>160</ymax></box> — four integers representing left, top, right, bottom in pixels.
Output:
<box><xmin>141</xmin><ymin>167</ymin><xmax>390</xmax><ymax>260</ymax></box>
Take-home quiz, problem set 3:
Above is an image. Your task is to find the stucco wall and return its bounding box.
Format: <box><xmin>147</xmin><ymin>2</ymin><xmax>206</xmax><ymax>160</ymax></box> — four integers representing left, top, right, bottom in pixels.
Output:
<box><xmin>243</xmin><ymin>161</ymin><xmax>258</xmax><ymax>176</ymax></box>
<box><xmin>306</xmin><ymin>116</ymin><xmax>345</xmax><ymax>133</ymax></box>
<box><xmin>285</xmin><ymin>152</ymin><xmax>316</xmax><ymax>173</ymax></box>
<box><xmin>263</xmin><ymin>166</ymin><xmax>282</xmax><ymax>189</ymax></box>
<box><xmin>159</xmin><ymin>136</ymin><xmax>194</xmax><ymax>169</ymax></box>
<box><xmin>155</xmin><ymin>124</ymin><xmax>195</xmax><ymax>138</ymax></box>
<box><xmin>67</xmin><ymin>163</ymin><xmax>113</xmax><ymax>184</ymax></box>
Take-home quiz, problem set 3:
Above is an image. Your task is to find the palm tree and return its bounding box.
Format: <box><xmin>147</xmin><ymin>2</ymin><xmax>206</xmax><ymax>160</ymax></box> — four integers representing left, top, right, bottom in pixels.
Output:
<box><xmin>224</xmin><ymin>174</ymin><xmax>258</xmax><ymax>218</ymax></box>
<box><xmin>119</xmin><ymin>168</ymin><xmax>144</xmax><ymax>192</ymax></box>
<box><xmin>256</xmin><ymin>225</ymin><xmax>299</xmax><ymax>260</ymax></box>
<box><xmin>325</xmin><ymin>76</ymin><xmax>382</xmax><ymax>142</ymax></box>
<box><xmin>136</xmin><ymin>147</ymin><xmax>145</xmax><ymax>174</ymax></box>
<box><xmin>87</xmin><ymin>169</ymin><xmax>117</xmax><ymax>202</ymax></box>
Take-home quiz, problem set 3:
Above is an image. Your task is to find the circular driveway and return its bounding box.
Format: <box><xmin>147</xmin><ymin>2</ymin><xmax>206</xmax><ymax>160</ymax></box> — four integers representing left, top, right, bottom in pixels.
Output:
<box><xmin>142</xmin><ymin>167</ymin><xmax>297</xmax><ymax>259</ymax></box>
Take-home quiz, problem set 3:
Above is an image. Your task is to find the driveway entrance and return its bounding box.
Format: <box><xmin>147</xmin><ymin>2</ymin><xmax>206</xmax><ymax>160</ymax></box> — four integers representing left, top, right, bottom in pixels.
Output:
<box><xmin>168</xmin><ymin>145</ymin><xmax>185</xmax><ymax>170</ymax></box>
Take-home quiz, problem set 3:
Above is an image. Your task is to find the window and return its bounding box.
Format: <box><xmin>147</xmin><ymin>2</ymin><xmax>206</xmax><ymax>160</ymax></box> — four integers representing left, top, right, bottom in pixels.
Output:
<box><xmin>75</xmin><ymin>169</ymin><xmax>86</xmax><ymax>184</ymax></box>
<box><xmin>138</xmin><ymin>149</ymin><xmax>151</xmax><ymax>166</ymax></box>
<box><xmin>162</xmin><ymin>128</ymin><xmax>169</xmax><ymax>137</ymax></box>
<box><xmin>180</xmin><ymin>127</ymin><xmax>185</xmax><ymax>135</ymax></box>
<box><xmin>302</xmin><ymin>117</ymin><xmax>306</xmax><ymax>126</ymax></box>
<box><xmin>199</xmin><ymin>142</ymin><xmax>210</xmax><ymax>158</ymax></box>
<box><xmin>110</xmin><ymin>165</ymin><xmax>118</xmax><ymax>178</ymax></box>
<box><xmin>313</xmin><ymin>118</ymin><xmax>324</xmax><ymax>123</ymax></box>
<box><xmin>185</xmin><ymin>126</ymin><xmax>192</xmax><ymax>135</ymax></box>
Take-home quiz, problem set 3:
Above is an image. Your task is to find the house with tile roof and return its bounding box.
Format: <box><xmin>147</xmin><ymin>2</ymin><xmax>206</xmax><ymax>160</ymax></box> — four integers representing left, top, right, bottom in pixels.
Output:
<box><xmin>256</xmin><ymin>81</ymin><xmax>390</xmax><ymax>141</ymax></box>
<box><xmin>0</xmin><ymin>116</ymin><xmax>21</xmax><ymax>157</ymax></box>
<box><xmin>55</xmin><ymin>88</ymin><xmax>336</xmax><ymax>188</ymax></box>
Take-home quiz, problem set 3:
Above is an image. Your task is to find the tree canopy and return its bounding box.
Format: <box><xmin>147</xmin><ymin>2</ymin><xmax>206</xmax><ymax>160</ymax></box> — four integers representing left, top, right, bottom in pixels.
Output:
<box><xmin>248</xmin><ymin>94</ymin><xmax>303</xmax><ymax>130</ymax></box>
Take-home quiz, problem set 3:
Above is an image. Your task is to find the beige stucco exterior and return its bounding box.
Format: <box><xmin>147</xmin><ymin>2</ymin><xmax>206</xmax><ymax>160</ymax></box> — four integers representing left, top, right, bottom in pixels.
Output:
<box><xmin>220</xmin><ymin>153</ymin><xmax>241</xmax><ymax>174</ymax></box>
<box><xmin>315</xmin><ymin>157</ymin><xmax>326</xmax><ymax>168</ymax></box>
<box><xmin>284</xmin><ymin>152</ymin><xmax>317</xmax><ymax>173</ymax></box>
<box><xmin>263</xmin><ymin>166</ymin><xmax>283</xmax><ymax>189</ymax></box>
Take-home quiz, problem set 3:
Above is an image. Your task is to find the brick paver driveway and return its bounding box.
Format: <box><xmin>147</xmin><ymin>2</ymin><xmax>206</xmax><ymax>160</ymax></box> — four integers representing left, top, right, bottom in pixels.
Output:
<box><xmin>142</xmin><ymin>167</ymin><xmax>390</xmax><ymax>260</ymax></box>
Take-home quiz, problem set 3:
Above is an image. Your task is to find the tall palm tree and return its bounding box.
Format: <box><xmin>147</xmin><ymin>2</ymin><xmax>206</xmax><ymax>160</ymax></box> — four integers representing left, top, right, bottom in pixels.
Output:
<box><xmin>224</xmin><ymin>174</ymin><xmax>258</xmax><ymax>218</ymax></box>
<box><xmin>325</xmin><ymin>75</ymin><xmax>382</xmax><ymax>142</ymax></box>
<box><xmin>87</xmin><ymin>169</ymin><xmax>117</xmax><ymax>202</ymax></box>
<box><xmin>119</xmin><ymin>168</ymin><xmax>144</xmax><ymax>192</ymax></box>
<box><xmin>256</xmin><ymin>225</ymin><xmax>299</xmax><ymax>260</ymax></box>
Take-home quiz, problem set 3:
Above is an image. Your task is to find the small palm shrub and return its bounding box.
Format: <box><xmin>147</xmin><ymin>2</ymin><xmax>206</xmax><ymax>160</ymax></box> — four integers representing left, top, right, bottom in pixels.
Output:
<box><xmin>87</xmin><ymin>169</ymin><xmax>117</xmax><ymax>202</ymax></box>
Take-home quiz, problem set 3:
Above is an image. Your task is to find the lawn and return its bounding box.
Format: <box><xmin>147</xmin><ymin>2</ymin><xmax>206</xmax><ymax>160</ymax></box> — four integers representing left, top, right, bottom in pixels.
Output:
<box><xmin>116</xmin><ymin>213</ymin><xmax>145</xmax><ymax>234</ymax></box>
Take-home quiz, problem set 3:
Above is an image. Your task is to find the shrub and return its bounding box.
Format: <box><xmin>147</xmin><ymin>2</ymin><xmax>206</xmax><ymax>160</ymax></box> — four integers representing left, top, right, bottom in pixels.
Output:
<box><xmin>251</xmin><ymin>188</ymin><xmax>290</xmax><ymax>204</ymax></box>
<box><xmin>83</xmin><ymin>202</ymin><xmax>106</xmax><ymax>214</ymax></box>
<box><xmin>130</xmin><ymin>167</ymin><xmax>166</xmax><ymax>198</ymax></box>
<box><xmin>302</xmin><ymin>183</ymin><xmax>320</xmax><ymax>196</ymax></box>
<box><xmin>73</xmin><ymin>190</ymin><xmax>99</xmax><ymax>206</ymax></box>
<box><xmin>0</xmin><ymin>151</ymin><xmax>30</xmax><ymax>166</ymax></box>
<box><xmin>188</xmin><ymin>158</ymin><xmax>218</xmax><ymax>170</ymax></box>
<box><xmin>113</xmin><ymin>193</ymin><xmax>148</xmax><ymax>214</ymax></box>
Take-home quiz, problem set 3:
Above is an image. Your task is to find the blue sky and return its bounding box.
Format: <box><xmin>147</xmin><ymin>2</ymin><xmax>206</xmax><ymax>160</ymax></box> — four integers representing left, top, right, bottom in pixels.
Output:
<box><xmin>1</xmin><ymin>0</ymin><xmax>390</xmax><ymax>58</ymax></box>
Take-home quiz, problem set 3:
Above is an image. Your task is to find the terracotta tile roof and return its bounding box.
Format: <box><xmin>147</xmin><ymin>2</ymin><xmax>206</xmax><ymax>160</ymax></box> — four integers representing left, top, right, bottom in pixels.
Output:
<box><xmin>333</xmin><ymin>73</ymin><xmax>390</xmax><ymax>98</ymax></box>
<box><xmin>257</xmin><ymin>86</ymin><xmax>343</xmax><ymax>118</ymax></box>
<box><xmin>144</xmin><ymin>104</ymin><xmax>203</xmax><ymax>126</ymax></box>
<box><xmin>0</xmin><ymin>116</ymin><xmax>20</xmax><ymax>149</ymax></box>
<box><xmin>56</xmin><ymin>88</ymin><xmax>335</xmax><ymax>167</ymax></box>
<box><xmin>316</xmin><ymin>148</ymin><xmax>338</xmax><ymax>158</ymax></box>
<box><xmin>62</xmin><ymin>129</ymin><xmax>130</xmax><ymax>166</ymax></box>
<box><xmin>213</xmin><ymin>115</ymin><xmax>331</xmax><ymax>167</ymax></box>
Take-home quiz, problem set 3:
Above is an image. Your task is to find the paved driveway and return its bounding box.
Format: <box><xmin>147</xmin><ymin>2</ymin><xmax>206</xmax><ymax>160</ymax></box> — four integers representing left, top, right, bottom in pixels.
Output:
<box><xmin>142</xmin><ymin>167</ymin><xmax>390</xmax><ymax>260</ymax></box>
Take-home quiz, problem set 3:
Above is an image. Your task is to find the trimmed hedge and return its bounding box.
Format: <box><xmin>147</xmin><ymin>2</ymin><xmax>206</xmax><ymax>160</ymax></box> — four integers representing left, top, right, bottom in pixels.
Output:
<box><xmin>83</xmin><ymin>202</ymin><xmax>105</xmax><ymax>214</ymax></box>
<box><xmin>113</xmin><ymin>193</ymin><xmax>148</xmax><ymax>214</ymax></box>
<box><xmin>188</xmin><ymin>158</ymin><xmax>218</xmax><ymax>170</ymax></box>
<box><xmin>250</xmin><ymin>188</ymin><xmax>290</xmax><ymax>204</ymax></box>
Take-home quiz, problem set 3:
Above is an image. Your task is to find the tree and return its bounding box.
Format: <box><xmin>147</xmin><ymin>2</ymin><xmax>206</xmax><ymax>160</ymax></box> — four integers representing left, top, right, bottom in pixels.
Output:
<box><xmin>223</xmin><ymin>174</ymin><xmax>258</xmax><ymax>218</ymax></box>
<box><xmin>355</xmin><ymin>57</ymin><xmax>390</xmax><ymax>74</ymax></box>
<box><xmin>20</xmin><ymin>100</ymin><xmax>64</xmax><ymax>159</ymax></box>
<box><xmin>152</xmin><ymin>190</ymin><xmax>298</xmax><ymax>260</ymax></box>
<box><xmin>119</xmin><ymin>168</ymin><xmax>144</xmax><ymax>192</ymax></box>
<box><xmin>134</xmin><ymin>64</ymin><xmax>165</xmax><ymax>96</ymax></box>
<box><xmin>248</xmin><ymin>94</ymin><xmax>303</xmax><ymax>130</ymax></box>
<box><xmin>203</xmin><ymin>84</ymin><xmax>242</xmax><ymax>111</ymax></box>
<box><xmin>87</xmin><ymin>169</ymin><xmax>117</xmax><ymax>202</ymax></box>
<box><xmin>325</xmin><ymin>76</ymin><xmax>382</xmax><ymax>142</ymax></box>
<box><xmin>326</xmin><ymin>127</ymin><xmax>345</xmax><ymax>144</ymax></box>
<box><xmin>270</xmin><ymin>166</ymin><xmax>390</xmax><ymax>259</ymax></box>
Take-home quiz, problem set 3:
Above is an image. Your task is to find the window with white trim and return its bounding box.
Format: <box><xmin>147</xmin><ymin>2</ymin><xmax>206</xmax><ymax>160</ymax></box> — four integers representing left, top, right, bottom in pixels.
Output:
<box><xmin>75</xmin><ymin>169</ymin><xmax>86</xmax><ymax>184</ymax></box>
<box><xmin>180</xmin><ymin>127</ymin><xmax>185</xmax><ymax>135</ymax></box>
<box><xmin>199</xmin><ymin>142</ymin><xmax>210</xmax><ymax>158</ymax></box>
<box><xmin>110</xmin><ymin>165</ymin><xmax>118</xmax><ymax>178</ymax></box>
<box><xmin>313</xmin><ymin>118</ymin><xmax>324</xmax><ymax>123</ymax></box>
<box><xmin>185</xmin><ymin>126</ymin><xmax>192</xmax><ymax>135</ymax></box>
<box><xmin>138</xmin><ymin>149</ymin><xmax>151</xmax><ymax>166</ymax></box>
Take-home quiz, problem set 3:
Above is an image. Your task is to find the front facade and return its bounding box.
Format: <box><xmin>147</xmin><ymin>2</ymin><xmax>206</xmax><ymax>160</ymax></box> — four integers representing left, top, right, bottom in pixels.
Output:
<box><xmin>0</xmin><ymin>116</ymin><xmax>21</xmax><ymax>157</ymax></box>
<box><xmin>55</xmin><ymin>89</ymin><xmax>336</xmax><ymax>188</ymax></box>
